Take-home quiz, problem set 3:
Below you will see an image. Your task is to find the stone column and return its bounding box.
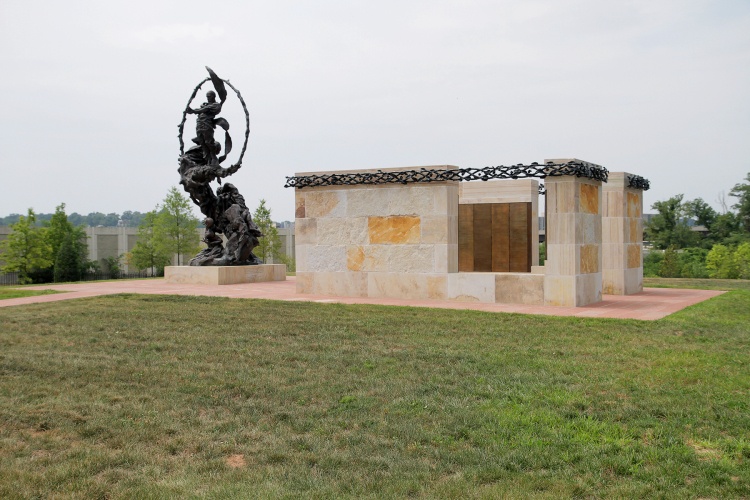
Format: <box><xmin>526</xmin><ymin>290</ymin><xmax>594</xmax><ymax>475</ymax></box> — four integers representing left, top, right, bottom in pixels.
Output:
<box><xmin>543</xmin><ymin>159</ymin><xmax>603</xmax><ymax>306</ymax></box>
<box><xmin>602</xmin><ymin>172</ymin><xmax>643</xmax><ymax>295</ymax></box>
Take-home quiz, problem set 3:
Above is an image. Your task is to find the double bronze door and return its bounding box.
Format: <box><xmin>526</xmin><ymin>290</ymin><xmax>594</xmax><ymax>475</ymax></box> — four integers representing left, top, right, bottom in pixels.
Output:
<box><xmin>458</xmin><ymin>203</ymin><xmax>532</xmax><ymax>273</ymax></box>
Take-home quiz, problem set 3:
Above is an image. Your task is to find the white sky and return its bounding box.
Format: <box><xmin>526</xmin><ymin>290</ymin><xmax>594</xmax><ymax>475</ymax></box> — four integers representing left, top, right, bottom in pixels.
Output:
<box><xmin>1</xmin><ymin>0</ymin><xmax>748</xmax><ymax>221</ymax></box>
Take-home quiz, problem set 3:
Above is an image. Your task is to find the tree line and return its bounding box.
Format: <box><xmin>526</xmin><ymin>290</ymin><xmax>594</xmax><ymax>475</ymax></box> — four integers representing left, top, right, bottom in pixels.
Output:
<box><xmin>0</xmin><ymin>211</ymin><xmax>149</xmax><ymax>228</ymax></box>
<box><xmin>645</xmin><ymin>172</ymin><xmax>750</xmax><ymax>279</ymax></box>
<box><xmin>1</xmin><ymin>188</ymin><xmax>293</xmax><ymax>284</ymax></box>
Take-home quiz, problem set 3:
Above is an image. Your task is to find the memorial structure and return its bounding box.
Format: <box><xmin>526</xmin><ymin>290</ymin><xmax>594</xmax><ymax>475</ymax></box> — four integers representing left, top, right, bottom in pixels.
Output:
<box><xmin>286</xmin><ymin>161</ymin><xmax>649</xmax><ymax>307</ymax></box>
<box><xmin>165</xmin><ymin>67</ymin><xmax>285</xmax><ymax>284</ymax></box>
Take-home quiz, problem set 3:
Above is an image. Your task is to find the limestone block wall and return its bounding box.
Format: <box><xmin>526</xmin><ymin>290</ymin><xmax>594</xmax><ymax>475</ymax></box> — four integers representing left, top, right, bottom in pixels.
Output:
<box><xmin>543</xmin><ymin>160</ymin><xmax>603</xmax><ymax>307</ymax></box>
<box><xmin>295</xmin><ymin>166</ymin><xmax>459</xmax><ymax>300</ymax></box>
<box><xmin>602</xmin><ymin>172</ymin><xmax>643</xmax><ymax>295</ymax></box>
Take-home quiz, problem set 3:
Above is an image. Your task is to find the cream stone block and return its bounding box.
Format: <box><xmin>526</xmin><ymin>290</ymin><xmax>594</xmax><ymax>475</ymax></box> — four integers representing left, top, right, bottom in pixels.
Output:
<box><xmin>295</xmin><ymin>244</ymin><xmax>310</xmax><ymax>272</ymax></box>
<box><xmin>578</xmin><ymin>213</ymin><xmax>602</xmax><ymax>245</ymax></box>
<box><xmin>547</xmin><ymin>213</ymin><xmax>577</xmax><ymax>244</ymax></box>
<box><xmin>544</xmin><ymin>275</ymin><xmax>575</xmax><ymax>306</ymax></box>
<box><xmin>165</xmin><ymin>265</ymin><xmax>286</xmax><ymax>285</ymax></box>
<box><xmin>547</xmin><ymin>179</ymin><xmax>577</xmax><ymax>213</ymax></box>
<box><xmin>347</xmin><ymin>186</ymin><xmax>435</xmax><ymax>217</ymax></box>
<box><xmin>317</xmin><ymin>217</ymin><xmax>368</xmax><ymax>245</ymax></box>
<box><xmin>447</xmin><ymin>273</ymin><xmax>496</xmax><ymax>303</ymax></box>
<box><xmin>368</xmin><ymin>273</ymin><xmax>447</xmax><ymax>300</ymax></box>
<box><xmin>603</xmin><ymin>190</ymin><xmax>624</xmax><ymax>218</ymax></box>
<box><xmin>602</xmin><ymin>243</ymin><xmax>624</xmax><ymax>270</ymax></box>
<box><xmin>296</xmin><ymin>271</ymin><xmax>314</xmax><ymax>294</ymax></box>
<box><xmin>545</xmin><ymin>244</ymin><xmax>577</xmax><ymax>276</ymax></box>
<box><xmin>421</xmin><ymin>215</ymin><xmax>450</xmax><ymax>244</ymax></box>
<box><xmin>576</xmin><ymin>273</ymin><xmax>602</xmax><ymax>305</ymax></box>
<box><xmin>458</xmin><ymin>179</ymin><xmax>538</xmax><ymax>204</ymax></box>
<box><xmin>435</xmin><ymin>185</ymin><xmax>460</xmax><ymax>217</ymax></box>
<box><xmin>387</xmin><ymin>245</ymin><xmax>434</xmax><ymax>273</ymax></box>
<box><xmin>624</xmin><ymin>267</ymin><xmax>643</xmax><ymax>294</ymax></box>
<box><xmin>433</xmin><ymin>244</ymin><xmax>458</xmax><ymax>273</ymax></box>
<box><xmin>495</xmin><ymin>273</ymin><xmax>544</xmax><ymax>305</ymax></box>
<box><xmin>311</xmin><ymin>271</ymin><xmax>368</xmax><ymax>297</ymax></box>
<box><xmin>531</xmin><ymin>265</ymin><xmax>546</xmax><ymax>274</ymax></box>
<box><xmin>305</xmin><ymin>190</ymin><xmax>347</xmax><ymax>218</ymax></box>
<box><xmin>603</xmin><ymin>270</ymin><xmax>625</xmax><ymax>295</ymax></box>
<box><xmin>295</xmin><ymin>218</ymin><xmax>317</xmax><ymax>245</ymax></box>
<box><xmin>307</xmin><ymin>245</ymin><xmax>347</xmax><ymax>272</ymax></box>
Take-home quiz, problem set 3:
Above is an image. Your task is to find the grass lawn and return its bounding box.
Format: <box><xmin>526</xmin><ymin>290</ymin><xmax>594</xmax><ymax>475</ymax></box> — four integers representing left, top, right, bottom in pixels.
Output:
<box><xmin>1</xmin><ymin>290</ymin><xmax>749</xmax><ymax>498</ymax></box>
<box><xmin>0</xmin><ymin>288</ymin><xmax>61</xmax><ymax>300</ymax></box>
<box><xmin>644</xmin><ymin>277</ymin><xmax>750</xmax><ymax>291</ymax></box>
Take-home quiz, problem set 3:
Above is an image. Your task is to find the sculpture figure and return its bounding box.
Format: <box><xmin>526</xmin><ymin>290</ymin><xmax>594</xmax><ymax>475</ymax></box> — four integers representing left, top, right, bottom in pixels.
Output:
<box><xmin>178</xmin><ymin>67</ymin><xmax>262</xmax><ymax>266</ymax></box>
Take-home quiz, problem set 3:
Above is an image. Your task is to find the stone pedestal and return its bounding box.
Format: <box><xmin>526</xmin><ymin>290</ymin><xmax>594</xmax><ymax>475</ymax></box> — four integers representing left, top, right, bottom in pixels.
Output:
<box><xmin>543</xmin><ymin>159</ymin><xmax>603</xmax><ymax>306</ymax></box>
<box><xmin>602</xmin><ymin>172</ymin><xmax>643</xmax><ymax>295</ymax></box>
<box><xmin>165</xmin><ymin>265</ymin><xmax>287</xmax><ymax>285</ymax></box>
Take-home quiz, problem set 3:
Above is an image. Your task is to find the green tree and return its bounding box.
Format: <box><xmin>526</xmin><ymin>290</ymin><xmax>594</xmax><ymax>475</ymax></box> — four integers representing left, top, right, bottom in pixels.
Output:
<box><xmin>706</xmin><ymin>244</ymin><xmax>738</xmax><ymax>279</ymax></box>
<box><xmin>735</xmin><ymin>242</ymin><xmax>750</xmax><ymax>280</ymax></box>
<box><xmin>0</xmin><ymin>209</ymin><xmax>53</xmax><ymax>284</ymax></box>
<box><xmin>155</xmin><ymin>187</ymin><xmax>200</xmax><ymax>266</ymax></box>
<box><xmin>127</xmin><ymin>210</ymin><xmax>172</xmax><ymax>275</ymax></box>
<box><xmin>45</xmin><ymin>203</ymin><xmax>91</xmax><ymax>282</ymax></box>
<box><xmin>659</xmin><ymin>246</ymin><xmax>681</xmax><ymax>278</ymax></box>
<box><xmin>54</xmin><ymin>233</ymin><xmax>82</xmax><ymax>282</ymax></box>
<box><xmin>678</xmin><ymin>247</ymin><xmax>708</xmax><ymax>278</ymax></box>
<box><xmin>252</xmin><ymin>199</ymin><xmax>293</xmax><ymax>267</ymax></box>
<box><xmin>646</xmin><ymin>195</ymin><xmax>698</xmax><ymax>249</ymax></box>
<box><xmin>729</xmin><ymin>173</ymin><xmax>750</xmax><ymax>234</ymax></box>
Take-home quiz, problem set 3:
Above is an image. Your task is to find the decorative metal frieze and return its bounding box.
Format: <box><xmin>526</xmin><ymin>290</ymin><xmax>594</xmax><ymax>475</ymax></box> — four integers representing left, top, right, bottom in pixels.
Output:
<box><xmin>627</xmin><ymin>174</ymin><xmax>650</xmax><ymax>191</ymax></box>
<box><xmin>538</xmin><ymin>184</ymin><xmax>546</xmax><ymax>195</ymax></box>
<box><xmin>284</xmin><ymin>161</ymin><xmax>609</xmax><ymax>189</ymax></box>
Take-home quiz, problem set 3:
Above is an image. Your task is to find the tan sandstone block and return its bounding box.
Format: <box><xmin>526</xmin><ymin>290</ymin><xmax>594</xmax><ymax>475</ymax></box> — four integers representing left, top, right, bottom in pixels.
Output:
<box><xmin>624</xmin><ymin>267</ymin><xmax>643</xmax><ymax>294</ymax></box>
<box><xmin>628</xmin><ymin>219</ymin><xmax>639</xmax><ymax>243</ymax></box>
<box><xmin>369</xmin><ymin>216</ymin><xmax>421</xmax><ymax>244</ymax></box>
<box><xmin>580</xmin><ymin>244</ymin><xmax>600</xmax><ymax>274</ymax></box>
<box><xmin>347</xmin><ymin>246</ymin><xmax>365</xmax><ymax>271</ymax></box>
<box><xmin>580</xmin><ymin>183</ymin><xmax>599</xmax><ymax>215</ymax></box>
<box><xmin>495</xmin><ymin>273</ymin><xmax>544</xmax><ymax>305</ymax></box>
<box><xmin>579</xmin><ymin>213</ymin><xmax>601</xmax><ymax>245</ymax></box>
<box><xmin>602</xmin><ymin>269</ymin><xmax>624</xmax><ymax>295</ymax></box>
<box><xmin>295</xmin><ymin>194</ymin><xmax>305</xmax><ymax>218</ymax></box>
<box><xmin>627</xmin><ymin>191</ymin><xmax>641</xmax><ymax>218</ymax></box>
<box><xmin>306</xmin><ymin>190</ymin><xmax>346</xmax><ymax>218</ymax></box>
<box><xmin>576</xmin><ymin>273</ymin><xmax>602</xmax><ymax>305</ymax></box>
<box><xmin>627</xmin><ymin>244</ymin><xmax>641</xmax><ymax>269</ymax></box>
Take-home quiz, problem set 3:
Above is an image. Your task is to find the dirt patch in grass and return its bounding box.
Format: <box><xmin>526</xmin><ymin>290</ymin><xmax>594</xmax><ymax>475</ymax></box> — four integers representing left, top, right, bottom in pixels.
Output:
<box><xmin>226</xmin><ymin>454</ymin><xmax>246</xmax><ymax>468</ymax></box>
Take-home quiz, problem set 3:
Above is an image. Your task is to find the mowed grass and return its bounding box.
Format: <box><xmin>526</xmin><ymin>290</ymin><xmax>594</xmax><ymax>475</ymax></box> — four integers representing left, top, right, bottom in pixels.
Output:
<box><xmin>0</xmin><ymin>288</ymin><xmax>60</xmax><ymax>300</ymax></box>
<box><xmin>644</xmin><ymin>277</ymin><xmax>750</xmax><ymax>291</ymax></box>
<box><xmin>1</xmin><ymin>292</ymin><xmax>749</xmax><ymax>498</ymax></box>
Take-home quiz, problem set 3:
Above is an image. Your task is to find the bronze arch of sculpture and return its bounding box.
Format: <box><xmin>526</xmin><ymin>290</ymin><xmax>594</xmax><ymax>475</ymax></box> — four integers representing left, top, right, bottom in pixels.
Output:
<box><xmin>177</xmin><ymin>67</ymin><xmax>263</xmax><ymax>266</ymax></box>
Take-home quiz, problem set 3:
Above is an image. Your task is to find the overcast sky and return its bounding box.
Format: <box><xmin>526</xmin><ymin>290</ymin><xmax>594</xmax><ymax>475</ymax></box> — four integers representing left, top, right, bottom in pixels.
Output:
<box><xmin>1</xmin><ymin>0</ymin><xmax>748</xmax><ymax>222</ymax></box>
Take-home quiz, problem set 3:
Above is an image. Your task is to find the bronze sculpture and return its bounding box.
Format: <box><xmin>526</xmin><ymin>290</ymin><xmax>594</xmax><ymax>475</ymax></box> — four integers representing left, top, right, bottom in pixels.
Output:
<box><xmin>178</xmin><ymin>67</ymin><xmax>263</xmax><ymax>266</ymax></box>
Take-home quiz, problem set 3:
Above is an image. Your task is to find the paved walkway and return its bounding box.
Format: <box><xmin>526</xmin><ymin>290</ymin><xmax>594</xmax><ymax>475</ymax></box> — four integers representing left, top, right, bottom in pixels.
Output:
<box><xmin>1</xmin><ymin>277</ymin><xmax>725</xmax><ymax>320</ymax></box>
